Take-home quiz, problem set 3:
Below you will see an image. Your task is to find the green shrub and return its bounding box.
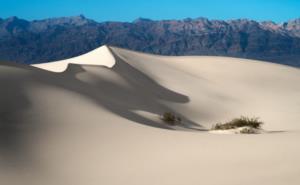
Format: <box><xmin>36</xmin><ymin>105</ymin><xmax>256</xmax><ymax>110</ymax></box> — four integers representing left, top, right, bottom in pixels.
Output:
<box><xmin>212</xmin><ymin>116</ymin><xmax>263</xmax><ymax>130</ymax></box>
<box><xmin>161</xmin><ymin>112</ymin><xmax>181</xmax><ymax>126</ymax></box>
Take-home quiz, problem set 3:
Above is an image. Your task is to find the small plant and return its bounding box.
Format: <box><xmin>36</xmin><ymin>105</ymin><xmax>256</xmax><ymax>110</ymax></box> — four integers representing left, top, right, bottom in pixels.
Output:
<box><xmin>212</xmin><ymin>116</ymin><xmax>263</xmax><ymax>130</ymax></box>
<box><xmin>161</xmin><ymin>112</ymin><xmax>181</xmax><ymax>126</ymax></box>
<box><xmin>239</xmin><ymin>127</ymin><xmax>258</xmax><ymax>134</ymax></box>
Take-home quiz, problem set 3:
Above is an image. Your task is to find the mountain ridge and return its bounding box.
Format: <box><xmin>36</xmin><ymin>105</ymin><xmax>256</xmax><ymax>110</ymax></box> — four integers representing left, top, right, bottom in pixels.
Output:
<box><xmin>0</xmin><ymin>15</ymin><xmax>300</xmax><ymax>66</ymax></box>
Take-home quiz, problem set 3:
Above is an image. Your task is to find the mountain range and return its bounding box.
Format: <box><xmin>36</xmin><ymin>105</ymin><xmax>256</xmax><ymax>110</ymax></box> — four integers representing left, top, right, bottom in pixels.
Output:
<box><xmin>0</xmin><ymin>15</ymin><xmax>300</xmax><ymax>66</ymax></box>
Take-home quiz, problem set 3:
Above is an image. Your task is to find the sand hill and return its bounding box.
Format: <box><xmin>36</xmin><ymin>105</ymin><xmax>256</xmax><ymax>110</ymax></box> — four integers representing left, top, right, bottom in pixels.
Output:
<box><xmin>0</xmin><ymin>45</ymin><xmax>300</xmax><ymax>185</ymax></box>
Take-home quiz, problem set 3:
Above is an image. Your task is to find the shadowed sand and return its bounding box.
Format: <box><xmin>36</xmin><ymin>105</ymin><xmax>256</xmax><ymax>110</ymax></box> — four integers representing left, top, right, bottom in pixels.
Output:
<box><xmin>0</xmin><ymin>45</ymin><xmax>300</xmax><ymax>185</ymax></box>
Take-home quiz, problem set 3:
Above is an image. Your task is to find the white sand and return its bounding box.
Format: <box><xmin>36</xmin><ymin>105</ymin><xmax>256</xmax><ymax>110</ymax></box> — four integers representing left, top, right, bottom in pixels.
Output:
<box><xmin>32</xmin><ymin>45</ymin><xmax>115</xmax><ymax>72</ymax></box>
<box><xmin>0</xmin><ymin>46</ymin><xmax>300</xmax><ymax>185</ymax></box>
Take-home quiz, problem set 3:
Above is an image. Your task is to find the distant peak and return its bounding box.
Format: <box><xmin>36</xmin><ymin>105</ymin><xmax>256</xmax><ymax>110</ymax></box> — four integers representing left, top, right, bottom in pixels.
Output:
<box><xmin>78</xmin><ymin>14</ymin><xmax>86</xmax><ymax>19</ymax></box>
<box><xmin>40</xmin><ymin>15</ymin><xmax>93</xmax><ymax>26</ymax></box>
<box><xmin>71</xmin><ymin>14</ymin><xmax>88</xmax><ymax>20</ymax></box>
<box><xmin>194</xmin><ymin>17</ymin><xmax>209</xmax><ymax>21</ymax></box>
<box><xmin>5</xmin><ymin>16</ymin><xmax>20</xmax><ymax>22</ymax></box>
<box><xmin>287</xmin><ymin>18</ymin><xmax>300</xmax><ymax>24</ymax></box>
<box><xmin>2</xmin><ymin>16</ymin><xmax>28</xmax><ymax>25</ymax></box>
<box><xmin>7</xmin><ymin>16</ymin><xmax>18</xmax><ymax>20</ymax></box>
<box><xmin>284</xmin><ymin>18</ymin><xmax>300</xmax><ymax>35</ymax></box>
<box><xmin>228</xmin><ymin>18</ymin><xmax>251</xmax><ymax>23</ymax></box>
<box><xmin>182</xmin><ymin>17</ymin><xmax>208</xmax><ymax>22</ymax></box>
<box><xmin>133</xmin><ymin>18</ymin><xmax>153</xmax><ymax>23</ymax></box>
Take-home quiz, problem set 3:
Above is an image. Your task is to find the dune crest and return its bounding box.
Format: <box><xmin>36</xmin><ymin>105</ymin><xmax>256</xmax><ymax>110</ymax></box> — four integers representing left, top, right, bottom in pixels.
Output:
<box><xmin>32</xmin><ymin>45</ymin><xmax>115</xmax><ymax>72</ymax></box>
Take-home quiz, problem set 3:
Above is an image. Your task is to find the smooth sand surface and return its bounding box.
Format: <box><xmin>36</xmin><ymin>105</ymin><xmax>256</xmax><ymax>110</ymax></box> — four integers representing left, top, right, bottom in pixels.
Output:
<box><xmin>0</xmin><ymin>45</ymin><xmax>300</xmax><ymax>185</ymax></box>
<box><xmin>33</xmin><ymin>45</ymin><xmax>115</xmax><ymax>72</ymax></box>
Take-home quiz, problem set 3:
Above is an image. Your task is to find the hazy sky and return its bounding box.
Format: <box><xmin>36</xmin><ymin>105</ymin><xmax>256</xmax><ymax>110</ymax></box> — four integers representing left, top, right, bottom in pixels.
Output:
<box><xmin>0</xmin><ymin>0</ymin><xmax>299</xmax><ymax>22</ymax></box>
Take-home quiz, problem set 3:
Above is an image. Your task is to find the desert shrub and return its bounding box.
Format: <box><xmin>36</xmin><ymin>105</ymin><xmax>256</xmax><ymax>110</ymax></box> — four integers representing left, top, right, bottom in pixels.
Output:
<box><xmin>161</xmin><ymin>112</ymin><xmax>181</xmax><ymax>125</ymax></box>
<box><xmin>212</xmin><ymin>116</ymin><xmax>263</xmax><ymax>130</ymax></box>
<box><xmin>239</xmin><ymin>127</ymin><xmax>258</xmax><ymax>134</ymax></box>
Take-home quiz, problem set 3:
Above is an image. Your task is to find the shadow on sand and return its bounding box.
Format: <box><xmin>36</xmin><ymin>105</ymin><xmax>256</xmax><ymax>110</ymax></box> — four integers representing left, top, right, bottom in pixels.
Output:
<box><xmin>49</xmin><ymin>49</ymin><xmax>205</xmax><ymax>131</ymax></box>
<box><xmin>0</xmin><ymin>51</ymin><xmax>206</xmax><ymax>166</ymax></box>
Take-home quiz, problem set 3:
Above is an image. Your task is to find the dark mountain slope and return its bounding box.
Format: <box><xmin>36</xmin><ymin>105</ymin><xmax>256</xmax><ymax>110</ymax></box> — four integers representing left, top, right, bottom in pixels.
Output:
<box><xmin>0</xmin><ymin>15</ymin><xmax>300</xmax><ymax>66</ymax></box>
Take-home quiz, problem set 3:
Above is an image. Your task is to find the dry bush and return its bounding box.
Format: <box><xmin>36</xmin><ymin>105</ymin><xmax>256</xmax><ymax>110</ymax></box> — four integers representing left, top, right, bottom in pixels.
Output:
<box><xmin>239</xmin><ymin>127</ymin><xmax>258</xmax><ymax>134</ymax></box>
<box><xmin>161</xmin><ymin>112</ymin><xmax>181</xmax><ymax>126</ymax></box>
<box><xmin>212</xmin><ymin>116</ymin><xmax>263</xmax><ymax>130</ymax></box>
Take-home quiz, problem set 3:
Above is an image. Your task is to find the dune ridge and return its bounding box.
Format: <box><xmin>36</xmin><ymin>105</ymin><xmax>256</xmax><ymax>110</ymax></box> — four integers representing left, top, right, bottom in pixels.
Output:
<box><xmin>32</xmin><ymin>45</ymin><xmax>116</xmax><ymax>72</ymax></box>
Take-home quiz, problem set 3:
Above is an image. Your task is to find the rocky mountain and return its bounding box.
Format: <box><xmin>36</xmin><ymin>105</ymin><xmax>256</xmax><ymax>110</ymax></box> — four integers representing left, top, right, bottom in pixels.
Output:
<box><xmin>0</xmin><ymin>15</ymin><xmax>300</xmax><ymax>66</ymax></box>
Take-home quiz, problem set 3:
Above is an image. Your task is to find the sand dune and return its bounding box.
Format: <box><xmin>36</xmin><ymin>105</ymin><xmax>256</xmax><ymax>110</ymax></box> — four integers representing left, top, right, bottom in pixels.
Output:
<box><xmin>0</xmin><ymin>46</ymin><xmax>300</xmax><ymax>185</ymax></box>
<box><xmin>33</xmin><ymin>45</ymin><xmax>116</xmax><ymax>72</ymax></box>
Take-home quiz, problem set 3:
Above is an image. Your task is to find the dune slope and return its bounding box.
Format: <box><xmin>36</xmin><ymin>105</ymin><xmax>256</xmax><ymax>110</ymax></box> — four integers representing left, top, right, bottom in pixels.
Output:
<box><xmin>0</xmin><ymin>46</ymin><xmax>300</xmax><ymax>185</ymax></box>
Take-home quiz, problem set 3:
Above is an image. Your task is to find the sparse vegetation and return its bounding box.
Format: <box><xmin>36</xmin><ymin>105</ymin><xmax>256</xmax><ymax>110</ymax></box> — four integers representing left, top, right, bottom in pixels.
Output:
<box><xmin>239</xmin><ymin>127</ymin><xmax>258</xmax><ymax>134</ymax></box>
<box><xmin>161</xmin><ymin>112</ymin><xmax>181</xmax><ymax>126</ymax></box>
<box><xmin>212</xmin><ymin>116</ymin><xmax>263</xmax><ymax>130</ymax></box>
